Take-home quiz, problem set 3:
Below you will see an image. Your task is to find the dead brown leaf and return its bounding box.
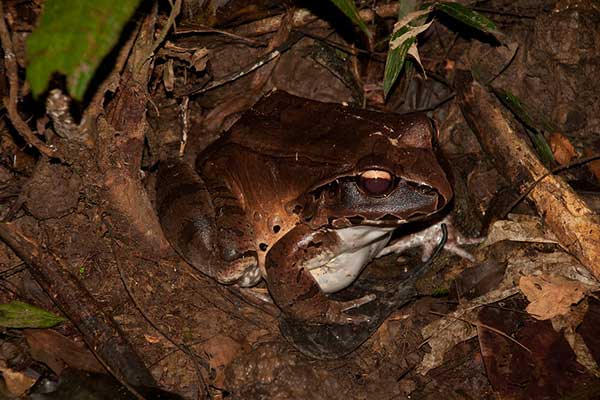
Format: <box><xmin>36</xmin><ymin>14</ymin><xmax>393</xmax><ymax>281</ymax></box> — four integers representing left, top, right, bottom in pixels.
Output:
<box><xmin>549</xmin><ymin>132</ymin><xmax>578</xmax><ymax>165</ymax></box>
<box><xmin>200</xmin><ymin>335</ymin><xmax>242</xmax><ymax>388</ymax></box>
<box><xmin>519</xmin><ymin>274</ymin><xmax>591</xmax><ymax>319</ymax></box>
<box><xmin>191</xmin><ymin>48</ymin><xmax>208</xmax><ymax>72</ymax></box>
<box><xmin>584</xmin><ymin>147</ymin><xmax>600</xmax><ymax>183</ymax></box>
<box><xmin>0</xmin><ymin>362</ymin><xmax>37</xmax><ymax>396</ymax></box>
<box><xmin>24</xmin><ymin>329</ymin><xmax>105</xmax><ymax>375</ymax></box>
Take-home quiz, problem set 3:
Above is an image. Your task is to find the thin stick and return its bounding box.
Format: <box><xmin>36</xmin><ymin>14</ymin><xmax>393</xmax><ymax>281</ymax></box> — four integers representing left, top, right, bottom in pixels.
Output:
<box><xmin>428</xmin><ymin>310</ymin><xmax>532</xmax><ymax>353</ymax></box>
<box><xmin>109</xmin><ymin>236</ymin><xmax>210</xmax><ymax>398</ymax></box>
<box><xmin>174</xmin><ymin>24</ymin><xmax>265</xmax><ymax>47</ymax></box>
<box><xmin>501</xmin><ymin>154</ymin><xmax>600</xmax><ymax>218</ymax></box>
<box><xmin>177</xmin><ymin>32</ymin><xmax>303</xmax><ymax>98</ymax></box>
<box><xmin>146</xmin><ymin>0</ymin><xmax>182</xmax><ymax>65</ymax></box>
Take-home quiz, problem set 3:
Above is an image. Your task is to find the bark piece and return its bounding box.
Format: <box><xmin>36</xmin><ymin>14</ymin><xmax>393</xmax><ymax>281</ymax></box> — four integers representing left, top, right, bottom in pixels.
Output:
<box><xmin>456</xmin><ymin>71</ymin><xmax>600</xmax><ymax>280</ymax></box>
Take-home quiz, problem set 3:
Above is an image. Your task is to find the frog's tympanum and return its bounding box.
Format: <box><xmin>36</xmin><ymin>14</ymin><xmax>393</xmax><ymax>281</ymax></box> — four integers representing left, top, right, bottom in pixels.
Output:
<box><xmin>157</xmin><ymin>91</ymin><xmax>460</xmax><ymax>358</ymax></box>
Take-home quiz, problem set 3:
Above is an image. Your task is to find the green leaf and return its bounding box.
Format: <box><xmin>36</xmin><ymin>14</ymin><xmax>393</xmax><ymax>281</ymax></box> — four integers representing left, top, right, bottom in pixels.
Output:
<box><xmin>327</xmin><ymin>0</ymin><xmax>372</xmax><ymax>41</ymax></box>
<box><xmin>0</xmin><ymin>301</ymin><xmax>65</xmax><ymax>328</ymax></box>
<box><xmin>383</xmin><ymin>7</ymin><xmax>432</xmax><ymax>98</ymax></box>
<box><xmin>26</xmin><ymin>0</ymin><xmax>142</xmax><ymax>100</ymax></box>
<box><xmin>494</xmin><ymin>89</ymin><xmax>555</xmax><ymax>166</ymax></box>
<box><xmin>383</xmin><ymin>29</ymin><xmax>414</xmax><ymax>98</ymax></box>
<box><xmin>434</xmin><ymin>2</ymin><xmax>499</xmax><ymax>36</ymax></box>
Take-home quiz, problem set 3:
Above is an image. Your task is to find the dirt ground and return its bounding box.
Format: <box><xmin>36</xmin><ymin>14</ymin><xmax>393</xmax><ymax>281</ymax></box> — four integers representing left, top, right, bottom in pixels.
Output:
<box><xmin>1</xmin><ymin>0</ymin><xmax>600</xmax><ymax>399</ymax></box>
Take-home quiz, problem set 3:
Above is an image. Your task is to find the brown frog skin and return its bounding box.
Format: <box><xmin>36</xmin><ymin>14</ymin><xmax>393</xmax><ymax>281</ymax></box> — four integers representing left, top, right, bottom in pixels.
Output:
<box><xmin>156</xmin><ymin>91</ymin><xmax>453</xmax><ymax>326</ymax></box>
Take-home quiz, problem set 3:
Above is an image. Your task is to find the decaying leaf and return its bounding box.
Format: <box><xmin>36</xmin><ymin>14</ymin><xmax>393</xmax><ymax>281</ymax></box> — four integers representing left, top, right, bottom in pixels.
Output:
<box><xmin>549</xmin><ymin>132</ymin><xmax>578</xmax><ymax>165</ymax></box>
<box><xmin>24</xmin><ymin>329</ymin><xmax>105</xmax><ymax>375</ymax></box>
<box><xmin>520</xmin><ymin>274</ymin><xmax>593</xmax><ymax>320</ymax></box>
<box><xmin>482</xmin><ymin>214</ymin><xmax>559</xmax><ymax>248</ymax></box>
<box><xmin>551</xmin><ymin>302</ymin><xmax>600</xmax><ymax>377</ymax></box>
<box><xmin>0</xmin><ymin>363</ymin><xmax>38</xmax><ymax>396</ymax></box>
<box><xmin>200</xmin><ymin>335</ymin><xmax>242</xmax><ymax>388</ymax></box>
<box><xmin>419</xmin><ymin>312</ymin><xmax>478</xmax><ymax>374</ymax></box>
<box><xmin>419</xmin><ymin>246</ymin><xmax>598</xmax><ymax>374</ymax></box>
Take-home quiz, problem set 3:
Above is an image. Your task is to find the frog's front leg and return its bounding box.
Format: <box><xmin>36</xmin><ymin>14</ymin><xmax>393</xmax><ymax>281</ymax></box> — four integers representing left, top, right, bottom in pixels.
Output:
<box><xmin>377</xmin><ymin>215</ymin><xmax>483</xmax><ymax>262</ymax></box>
<box><xmin>265</xmin><ymin>224</ymin><xmax>375</xmax><ymax>325</ymax></box>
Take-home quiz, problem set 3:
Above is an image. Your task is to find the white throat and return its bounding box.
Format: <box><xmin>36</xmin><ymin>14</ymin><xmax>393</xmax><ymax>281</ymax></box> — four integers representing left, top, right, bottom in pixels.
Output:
<box><xmin>308</xmin><ymin>226</ymin><xmax>395</xmax><ymax>293</ymax></box>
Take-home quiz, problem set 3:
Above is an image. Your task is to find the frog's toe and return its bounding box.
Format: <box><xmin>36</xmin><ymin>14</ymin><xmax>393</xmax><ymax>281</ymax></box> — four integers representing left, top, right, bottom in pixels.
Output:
<box><xmin>215</xmin><ymin>255</ymin><xmax>259</xmax><ymax>285</ymax></box>
<box><xmin>325</xmin><ymin>295</ymin><xmax>376</xmax><ymax>324</ymax></box>
<box><xmin>380</xmin><ymin>215</ymin><xmax>483</xmax><ymax>263</ymax></box>
<box><xmin>327</xmin><ymin>311</ymin><xmax>371</xmax><ymax>324</ymax></box>
<box><xmin>340</xmin><ymin>294</ymin><xmax>376</xmax><ymax>311</ymax></box>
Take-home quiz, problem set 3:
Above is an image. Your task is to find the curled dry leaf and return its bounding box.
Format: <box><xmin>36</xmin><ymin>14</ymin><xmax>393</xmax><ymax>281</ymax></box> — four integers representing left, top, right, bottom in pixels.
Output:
<box><xmin>549</xmin><ymin>132</ymin><xmax>577</xmax><ymax>165</ymax></box>
<box><xmin>144</xmin><ymin>334</ymin><xmax>161</xmax><ymax>344</ymax></box>
<box><xmin>200</xmin><ymin>336</ymin><xmax>242</xmax><ymax>388</ymax></box>
<box><xmin>519</xmin><ymin>274</ymin><xmax>595</xmax><ymax>320</ymax></box>
<box><xmin>191</xmin><ymin>48</ymin><xmax>209</xmax><ymax>72</ymax></box>
<box><xmin>583</xmin><ymin>146</ymin><xmax>600</xmax><ymax>183</ymax></box>
<box><xmin>0</xmin><ymin>362</ymin><xmax>38</xmax><ymax>396</ymax></box>
<box><xmin>162</xmin><ymin>41</ymin><xmax>209</xmax><ymax>72</ymax></box>
<box><xmin>163</xmin><ymin>59</ymin><xmax>175</xmax><ymax>92</ymax></box>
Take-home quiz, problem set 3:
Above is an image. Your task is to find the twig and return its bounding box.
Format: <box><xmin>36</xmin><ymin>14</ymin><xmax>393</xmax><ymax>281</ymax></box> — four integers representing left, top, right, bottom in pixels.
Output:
<box><xmin>174</xmin><ymin>24</ymin><xmax>265</xmax><ymax>47</ymax></box>
<box><xmin>296</xmin><ymin>28</ymin><xmax>384</xmax><ymax>60</ymax></box>
<box><xmin>179</xmin><ymin>96</ymin><xmax>189</xmax><ymax>157</ymax></box>
<box><xmin>0</xmin><ymin>261</ymin><xmax>25</xmax><ymax>279</ymax></box>
<box><xmin>0</xmin><ymin>222</ymin><xmax>153</xmax><ymax>399</ymax></box>
<box><xmin>501</xmin><ymin>154</ymin><xmax>600</xmax><ymax>219</ymax></box>
<box><xmin>472</xmin><ymin>7</ymin><xmax>536</xmax><ymax>19</ymax></box>
<box><xmin>233</xmin><ymin>6</ymin><xmax>400</xmax><ymax>38</ymax></box>
<box><xmin>429</xmin><ymin>310</ymin><xmax>532</xmax><ymax>353</ymax></box>
<box><xmin>177</xmin><ymin>32</ymin><xmax>303</xmax><ymax>97</ymax></box>
<box><xmin>146</xmin><ymin>0</ymin><xmax>182</xmax><ymax>65</ymax></box>
<box><xmin>0</xmin><ymin>0</ymin><xmax>62</xmax><ymax>160</ymax></box>
<box><xmin>108</xmin><ymin>235</ymin><xmax>210</xmax><ymax>398</ymax></box>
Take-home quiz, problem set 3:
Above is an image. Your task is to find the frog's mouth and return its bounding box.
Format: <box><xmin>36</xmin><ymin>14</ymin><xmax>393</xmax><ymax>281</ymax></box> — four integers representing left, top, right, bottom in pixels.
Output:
<box><xmin>305</xmin><ymin>225</ymin><xmax>395</xmax><ymax>293</ymax></box>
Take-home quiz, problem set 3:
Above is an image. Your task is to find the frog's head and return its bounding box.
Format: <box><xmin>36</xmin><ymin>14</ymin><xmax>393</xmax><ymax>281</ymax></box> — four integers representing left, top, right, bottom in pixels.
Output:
<box><xmin>292</xmin><ymin>113</ymin><xmax>453</xmax><ymax>229</ymax></box>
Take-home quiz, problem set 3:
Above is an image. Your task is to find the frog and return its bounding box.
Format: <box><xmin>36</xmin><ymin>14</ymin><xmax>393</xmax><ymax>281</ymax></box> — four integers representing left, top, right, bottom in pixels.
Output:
<box><xmin>156</xmin><ymin>91</ymin><xmax>469</xmax><ymax>329</ymax></box>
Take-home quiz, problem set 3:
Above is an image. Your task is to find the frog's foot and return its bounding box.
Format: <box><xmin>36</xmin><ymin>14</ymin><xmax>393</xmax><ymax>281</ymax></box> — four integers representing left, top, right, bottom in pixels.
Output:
<box><xmin>215</xmin><ymin>255</ymin><xmax>259</xmax><ymax>285</ymax></box>
<box><xmin>377</xmin><ymin>215</ymin><xmax>484</xmax><ymax>262</ymax></box>
<box><xmin>279</xmin><ymin>292</ymin><xmax>389</xmax><ymax>359</ymax></box>
<box><xmin>324</xmin><ymin>294</ymin><xmax>376</xmax><ymax>324</ymax></box>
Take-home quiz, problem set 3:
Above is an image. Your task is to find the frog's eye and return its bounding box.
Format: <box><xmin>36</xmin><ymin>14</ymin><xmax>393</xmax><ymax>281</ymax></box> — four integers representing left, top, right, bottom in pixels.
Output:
<box><xmin>358</xmin><ymin>170</ymin><xmax>393</xmax><ymax>195</ymax></box>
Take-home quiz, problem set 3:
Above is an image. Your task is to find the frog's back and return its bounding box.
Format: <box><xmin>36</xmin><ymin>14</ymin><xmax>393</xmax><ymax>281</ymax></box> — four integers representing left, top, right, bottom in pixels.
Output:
<box><xmin>225</xmin><ymin>91</ymin><xmax>434</xmax><ymax>162</ymax></box>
